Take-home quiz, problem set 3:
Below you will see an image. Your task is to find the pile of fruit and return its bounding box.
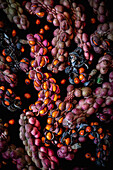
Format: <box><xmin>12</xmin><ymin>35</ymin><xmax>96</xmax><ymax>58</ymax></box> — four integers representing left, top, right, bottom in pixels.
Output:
<box><xmin>0</xmin><ymin>0</ymin><xmax>113</xmax><ymax>169</ymax></box>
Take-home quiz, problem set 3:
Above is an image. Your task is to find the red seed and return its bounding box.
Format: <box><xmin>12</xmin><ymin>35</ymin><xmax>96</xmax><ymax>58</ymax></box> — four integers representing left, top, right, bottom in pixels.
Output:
<box><xmin>25</xmin><ymin>79</ymin><xmax>30</xmax><ymax>85</ymax></box>
<box><xmin>9</xmin><ymin>119</ymin><xmax>15</xmax><ymax>125</ymax></box>
<box><xmin>44</xmin><ymin>25</ymin><xmax>50</xmax><ymax>30</ymax></box>
<box><xmin>61</xmin><ymin>79</ymin><xmax>66</xmax><ymax>84</ymax></box>
<box><xmin>24</xmin><ymin>93</ymin><xmax>31</xmax><ymax>99</ymax></box>
<box><xmin>12</xmin><ymin>30</ymin><xmax>16</xmax><ymax>37</ymax></box>
<box><xmin>91</xmin><ymin>18</ymin><xmax>96</xmax><ymax>24</ymax></box>
<box><xmin>36</xmin><ymin>19</ymin><xmax>41</xmax><ymax>25</ymax></box>
<box><xmin>21</xmin><ymin>46</ymin><xmax>25</xmax><ymax>53</ymax></box>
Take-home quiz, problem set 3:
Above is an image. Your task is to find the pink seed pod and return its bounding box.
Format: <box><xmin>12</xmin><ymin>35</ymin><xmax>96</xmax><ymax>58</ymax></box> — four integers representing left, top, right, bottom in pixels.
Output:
<box><xmin>82</xmin><ymin>87</ymin><xmax>92</xmax><ymax>97</ymax></box>
<box><xmin>53</xmin><ymin>28</ymin><xmax>60</xmax><ymax>36</ymax></box>
<box><xmin>55</xmin><ymin>5</ymin><xmax>64</xmax><ymax>12</ymax></box>
<box><xmin>35</xmin><ymin>131</ymin><xmax>41</xmax><ymax>138</ymax></box>
<box><xmin>2</xmin><ymin>150</ymin><xmax>10</xmax><ymax>159</ymax></box>
<box><xmin>72</xmin><ymin>108</ymin><xmax>82</xmax><ymax>115</ymax></box>
<box><xmin>35</xmin><ymin>120</ymin><xmax>41</xmax><ymax>129</ymax></box>
<box><xmin>51</xmin><ymin>155</ymin><xmax>59</xmax><ymax>165</ymax></box>
<box><xmin>30</xmin><ymin>3</ymin><xmax>38</xmax><ymax>12</ymax></box>
<box><xmin>40</xmin><ymin>146</ymin><xmax>48</xmax><ymax>154</ymax></box>
<box><xmin>31</xmin><ymin>127</ymin><xmax>38</xmax><ymax>136</ymax></box>
<box><xmin>51</xmin><ymin>37</ymin><xmax>57</xmax><ymax>46</ymax></box>
<box><xmin>100</xmin><ymin>88</ymin><xmax>108</xmax><ymax>96</ymax></box>
<box><xmin>13</xmin><ymin>16</ymin><xmax>20</xmax><ymax>25</ymax></box>
<box><xmin>20</xmin><ymin>113</ymin><xmax>25</xmax><ymax>119</ymax></box>
<box><xmin>35</xmin><ymin>138</ymin><xmax>41</xmax><ymax>146</ymax></box>
<box><xmin>78</xmin><ymin>137</ymin><xmax>86</xmax><ymax>142</ymax></box>
<box><xmin>108</xmin><ymin>89</ymin><xmax>113</xmax><ymax>97</ymax></box>
<box><xmin>47</xmin><ymin>14</ymin><xmax>54</xmax><ymax>23</ymax></box>
<box><xmin>89</xmin><ymin>53</ymin><xmax>94</xmax><ymax>61</ymax></box>
<box><xmin>48</xmin><ymin>148</ymin><xmax>55</xmax><ymax>157</ymax></box>
<box><xmin>56</xmin><ymin>100</ymin><xmax>62</xmax><ymax>107</ymax></box>
<box><xmin>28</xmin><ymin>70</ymin><xmax>36</xmax><ymax>80</ymax></box>
<box><xmin>30</xmin><ymin>52</ymin><xmax>34</xmax><ymax>58</ymax></box>
<box><xmin>26</xmin><ymin>34</ymin><xmax>34</xmax><ymax>41</ymax></box>
<box><xmin>84</xmin><ymin>52</ymin><xmax>89</xmax><ymax>60</ymax></box>
<box><xmin>25</xmin><ymin>2</ymin><xmax>32</xmax><ymax>10</ymax></box>
<box><xmin>3</xmin><ymin>69</ymin><xmax>10</xmax><ymax>75</ymax></box>
<box><xmin>53</xmin><ymin>18</ymin><xmax>60</xmax><ymax>27</ymax></box>
<box><xmin>56</xmin><ymin>85</ymin><xmax>60</xmax><ymax>93</ymax></box>
<box><xmin>81</xmin><ymin>103</ymin><xmax>90</xmax><ymax>110</ymax></box>
<box><xmin>65</xmin><ymin>153</ymin><xmax>75</xmax><ymax>160</ymax></box>
<box><xmin>51</xmin><ymin>47</ymin><xmax>58</xmax><ymax>57</ymax></box>
<box><xmin>31</xmin><ymin>60</ymin><xmax>38</xmax><ymax>68</ymax></box>
<box><xmin>38</xmin><ymin>47</ymin><xmax>47</xmax><ymax>55</ymax></box>
<box><xmin>96</xmin><ymin>97</ymin><xmax>104</xmax><ymax>105</ymax></box>
<box><xmin>51</xmin><ymin>161</ymin><xmax>57</xmax><ymax>169</ymax></box>
<box><xmin>39</xmin><ymin>151</ymin><xmax>46</xmax><ymax>160</ymax></box>
<box><xmin>42</xmin><ymin>158</ymin><xmax>51</xmax><ymax>169</ymax></box>
<box><xmin>47</xmin><ymin>103</ymin><xmax>54</xmax><ymax>110</ymax></box>
<box><xmin>57</xmin><ymin>13</ymin><xmax>65</xmax><ymax>22</ymax></box>
<box><xmin>38</xmin><ymin>104</ymin><xmax>46</xmax><ymax>112</ymax></box>
<box><xmin>34</xmin><ymin>45</ymin><xmax>40</xmax><ymax>52</ymax></box>
<box><xmin>66</xmin><ymin>102</ymin><xmax>73</xmax><ymax>111</ymax></box>
<box><xmin>105</xmin><ymin>97</ymin><xmax>113</xmax><ymax>105</ymax></box>
<box><xmin>28</xmin><ymin>117</ymin><xmax>36</xmax><ymax>125</ymax></box>
<box><xmin>83</xmin><ymin>44</ymin><xmax>89</xmax><ymax>52</ymax></box>
<box><xmin>94</xmin><ymin>87</ymin><xmax>102</xmax><ymax>95</ymax></box>
<box><xmin>103</xmin><ymin>108</ymin><xmax>113</xmax><ymax>115</ymax></box>
<box><xmin>57</xmin><ymin>149</ymin><xmax>67</xmax><ymax>158</ymax></box>
<box><xmin>30</xmin><ymin>105</ymin><xmax>37</xmax><ymax>113</ymax></box>
<box><xmin>44</xmin><ymin>0</ymin><xmax>54</xmax><ymax>7</ymax></box>
<box><xmin>79</xmin><ymin>99</ymin><xmax>85</xmax><ymax>107</ymax></box>
<box><xmin>102</xmin><ymin>82</ymin><xmax>111</xmax><ymax>89</ymax></box>
<box><xmin>109</xmin><ymin>71</ymin><xmax>113</xmax><ymax>82</ymax></box>
<box><xmin>61</xmin><ymin>146</ymin><xmax>68</xmax><ymax>154</ymax></box>
<box><xmin>34</xmin><ymin>34</ymin><xmax>42</xmax><ymax>42</ymax></box>
<box><xmin>82</xmin><ymin>33</ymin><xmax>88</xmax><ymax>42</ymax></box>
<box><xmin>25</xmin><ymin>132</ymin><xmax>32</xmax><ymax>139</ymax></box>
<box><xmin>28</xmin><ymin>138</ymin><xmax>34</xmax><ymax>145</ymax></box>
<box><xmin>30</xmin><ymin>145</ymin><xmax>37</xmax><ymax>152</ymax></box>
<box><xmin>42</xmin><ymin>39</ymin><xmax>48</xmax><ymax>47</ymax></box>
<box><xmin>74</xmin><ymin>88</ymin><xmax>82</xmax><ymax>97</ymax></box>
<box><xmin>93</xmin><ymin>102</ymin><xmax>99</xmax><ymax>109</ymax></box>
<box><xmin>87</xmin><ymin>107</ymin><xmax>95</xmax><ymax>115</ymax></box>
<box><xmin>25</xmin><ymin>124</ymin><xmax>33</xmax><ymax>133</ymax></box>
<box><xmin>85</xmin><ymin>97</ymin><xmax>94</xmax><ymax>104</ymax></box>
<box><xmin>19</xmin><ymin>119</ymin><xmax>25</xmax><ymax>126</ymax></box>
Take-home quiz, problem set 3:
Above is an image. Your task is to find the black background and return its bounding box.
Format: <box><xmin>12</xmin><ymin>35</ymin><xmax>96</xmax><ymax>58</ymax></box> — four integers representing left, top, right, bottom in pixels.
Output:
<box><xmin>0</xmin><ymin>0</ymin><xmax>113</xmax><ymax>169</ymax></box>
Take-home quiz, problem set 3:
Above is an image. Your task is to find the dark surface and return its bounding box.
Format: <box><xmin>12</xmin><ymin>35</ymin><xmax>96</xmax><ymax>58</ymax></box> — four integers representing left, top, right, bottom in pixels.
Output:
<box><xmin>0</xmin><ymin>0</ymin><xmax>113</xmax><ymax>169</ymax></box>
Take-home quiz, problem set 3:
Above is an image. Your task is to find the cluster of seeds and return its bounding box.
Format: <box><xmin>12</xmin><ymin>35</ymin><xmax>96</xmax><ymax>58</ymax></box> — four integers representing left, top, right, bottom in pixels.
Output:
<box><xmin>20</xmin><ymin>0</ymin><xmax>113</xmax><ymax>169</ymax></box>
<box><xmin>88</xmin><ymin>0</ymin><xmax>109</xmax><ymax>23</ymax></box>
<box><xmin>0</xmin><ymin>86</ymin><xmax>22</xmax><ymax>111</ymax></box>
<box><xmin>90</xmin><ymin>22</ymin><xmax>113</xmax><ymax>54</ymax></box>
<box><xmin>0</xmin><ymin>26</ymin><xmax>29</xmax><ymax>73</ymax></box>
<box><xmin>25</xmin><ymin>0</ymin><xmax>88</xmax><ymax>73</ymax></box>
<box><xmin>0</xmin><ymin>0</ymin><xmax>29</xmax><ymax>29</ymax></box>
<box><xmin>83</xmin><ymin>122</ymin><xmax>112</xmax><ymax>167</ymax></box>
<box><xmin>0</xmin><ymin>119</ymin><xmax>10</xmax><ymax>153</ymax></box>
<box><xmin>27</xmin><ymin>33</ymin><xmax>51</xmax><ymax>69</ymax></box>
<box><xmin>28</xmin><ymin>71</ymin><xmax>60</xmax><ymax>115</ymax></box>
<box><xmin>0</xmin><ymin>119</ymin><xmax>36</xmax><ymax>170</ymax></box>
<box><xmin>65</xmin><ymin>47</ymin><xmax>89</xmax><ymax>85</ymax></box>
<box><xmin>19</xmin><ymin>110</ymin><xmax>59</xmax><ymax>169</ymax></box>
<box><xmin>59</xmin><ymin>1</ymin><xmax>93</xmax><ymax>62</ymax></box>
<box><xmin>0</xmin><ymin>0</ymin><xmax>113</xmax><ymax>169</ymax></box>
<box><xmin>57</xmin><ymin>121</ymin><xmax>112</xmax><ymax>167</ymax></box>
<box><xmin>0</xmin><ymin>55</ymin><xmax>17</xmax><ymax>87</ymax></box>
<box><xmin>96</xmin><ymin>53</ymin><xmax>113</xmax><ymax>74</ymax></box>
